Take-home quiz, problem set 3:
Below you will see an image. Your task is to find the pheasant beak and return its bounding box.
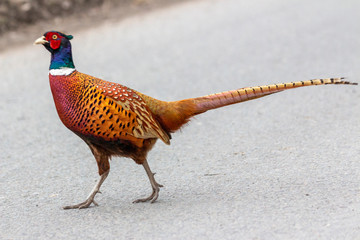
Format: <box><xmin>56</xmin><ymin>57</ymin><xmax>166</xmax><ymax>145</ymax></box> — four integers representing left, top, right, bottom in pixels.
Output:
<box><xmin>34</xmin><ymin>36</ymin><xmax>48</xmax><ymax>45</ymax></box>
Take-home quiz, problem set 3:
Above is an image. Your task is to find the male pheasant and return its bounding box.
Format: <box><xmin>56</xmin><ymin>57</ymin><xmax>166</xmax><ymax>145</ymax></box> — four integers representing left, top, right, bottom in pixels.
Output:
<box><xmin>35</xmin><ymin>31</ymin><xmax>357</xmax><ymax>209</ymax></box>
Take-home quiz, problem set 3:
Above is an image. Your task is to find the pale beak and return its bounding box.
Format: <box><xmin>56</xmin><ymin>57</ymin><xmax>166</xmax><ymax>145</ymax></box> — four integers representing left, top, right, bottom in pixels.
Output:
<box><xmin>33</xmin><ymin>36</ymin><xmax>48</xmax><ymax>45</ymax></box>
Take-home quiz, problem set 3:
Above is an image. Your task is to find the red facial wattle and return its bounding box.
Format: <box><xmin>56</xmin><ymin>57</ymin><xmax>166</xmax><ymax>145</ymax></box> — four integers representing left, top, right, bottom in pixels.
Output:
<box><xmin>45</xmin><ymin>32</ymin><xmax>62</xmax><ymax>50</ymax></box>
<box><xmin>50</xmin><ymin>40</ymin><xmax>61</xmax><ymax>49</ymax></box>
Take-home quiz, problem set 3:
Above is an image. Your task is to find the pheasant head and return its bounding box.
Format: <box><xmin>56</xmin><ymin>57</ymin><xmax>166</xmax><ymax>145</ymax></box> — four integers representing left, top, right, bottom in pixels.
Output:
<box><xmin>34</xmin><ymin>31</ymin><xmax>75</xmax><ymax>70</ymax></box>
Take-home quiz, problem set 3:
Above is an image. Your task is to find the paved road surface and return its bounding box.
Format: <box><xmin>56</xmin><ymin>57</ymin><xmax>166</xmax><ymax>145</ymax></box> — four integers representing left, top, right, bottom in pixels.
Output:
<box><xmin>1</xmin><ymin>0</ymin><xmax>359</xmax><ymax>239</ymax></box>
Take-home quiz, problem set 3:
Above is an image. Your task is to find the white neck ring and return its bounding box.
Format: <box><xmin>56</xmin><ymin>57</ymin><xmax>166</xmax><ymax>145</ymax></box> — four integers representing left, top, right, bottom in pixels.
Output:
<box><xmin>49</xmin><ymin>68</ymin><xmax>75</xmax><ymax>76</ymax></box>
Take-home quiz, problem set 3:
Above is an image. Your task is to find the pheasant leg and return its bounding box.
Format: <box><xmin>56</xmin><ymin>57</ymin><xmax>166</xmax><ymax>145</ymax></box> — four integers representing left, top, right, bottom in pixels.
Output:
<box><xmin>133</xmin><ymin>160</ymin><xmax>163</xmax><ymax>203</ymax></box>
<box><xmin>63</xmin><ymin>169</ymin><xmax>110</xmax><ymax>209</ymax></box>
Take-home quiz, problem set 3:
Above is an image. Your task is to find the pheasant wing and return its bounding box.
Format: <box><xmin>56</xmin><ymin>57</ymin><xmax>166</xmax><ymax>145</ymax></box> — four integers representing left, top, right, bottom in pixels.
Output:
<box><xmin>78</xmin><ymin>78</ymin><xmax>170</xmax><ymax>144</ymax></box>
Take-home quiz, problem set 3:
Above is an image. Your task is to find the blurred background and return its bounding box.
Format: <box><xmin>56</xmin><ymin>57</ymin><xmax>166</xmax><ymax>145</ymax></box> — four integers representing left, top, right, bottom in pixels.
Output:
<box><xmin>0</xmin><ymin>0</ymin><xmax>184</xmax><ymax>51</ymax></box>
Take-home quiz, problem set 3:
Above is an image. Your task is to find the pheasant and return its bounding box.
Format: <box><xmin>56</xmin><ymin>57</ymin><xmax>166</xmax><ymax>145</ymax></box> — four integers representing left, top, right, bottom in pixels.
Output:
<box><xmin>34</xmin><ymin>31</ymin><xmax>357</xmax><ymax>209</ymax></box>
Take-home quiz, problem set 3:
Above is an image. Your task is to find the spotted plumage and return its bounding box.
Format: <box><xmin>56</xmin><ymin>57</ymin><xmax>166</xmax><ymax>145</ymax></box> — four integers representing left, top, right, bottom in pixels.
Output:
<box><xmin>50</xmin><ymin>71</ymin><xmax>169</xmax><ymax>147</ymax></box>
<box><xmin>35</xmin><ymin>31</ymin><xmax>357</xmax><ymax>209</ymax></box>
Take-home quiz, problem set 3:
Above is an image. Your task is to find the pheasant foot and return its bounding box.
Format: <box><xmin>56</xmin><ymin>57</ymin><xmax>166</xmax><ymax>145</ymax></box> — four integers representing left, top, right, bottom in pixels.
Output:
<box><xmin>133</xmin><ymin>180</ymin><xmax>163</xmax><ymax>203</ymax></box>
<box><xmin>133</xmin><ymin>160</ymin><xmax>163</xmax><ymax>203</ymax></box>
<box><xmin>63</xmin><ymin>169</ymin><xmax>109</xmax><ymax>209</ymax></box>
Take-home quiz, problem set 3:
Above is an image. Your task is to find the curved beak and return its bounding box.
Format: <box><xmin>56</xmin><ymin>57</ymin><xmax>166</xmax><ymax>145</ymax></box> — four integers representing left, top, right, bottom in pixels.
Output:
<box><xmin>34</xmin><ymin>36</ymin><xmax>48</xmax><ymax>45</ymax></box>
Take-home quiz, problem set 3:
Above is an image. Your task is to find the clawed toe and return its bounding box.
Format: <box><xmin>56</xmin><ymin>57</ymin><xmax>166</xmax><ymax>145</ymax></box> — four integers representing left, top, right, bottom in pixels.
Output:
<box><xmin>133</xmin><ymin>181</ymin><xmax>162</xmax><ymax>204</ymax></box>
<box><xmin>63</xmin><ymin>199</ymin><xmax>95</xmax><ymax>209</ymax></box>
<box><xmin>133</xmin><ymin>188</ymin><xmax>160</xmax><ymax>203</ymax></box>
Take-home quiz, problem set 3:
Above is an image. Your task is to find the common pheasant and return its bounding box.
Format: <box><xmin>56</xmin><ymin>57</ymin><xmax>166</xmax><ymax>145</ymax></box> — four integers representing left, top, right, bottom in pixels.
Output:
<box><xmin>35</xmin><ymin>31</ymin><xmax>357</xmax><ymax>209</ymax></box>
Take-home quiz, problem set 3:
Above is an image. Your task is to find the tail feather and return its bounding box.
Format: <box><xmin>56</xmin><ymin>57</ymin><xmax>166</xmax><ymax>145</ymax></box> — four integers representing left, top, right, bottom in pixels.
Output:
<box><xmin>190</xmin><ymin>77</ymin><xmax>357</xmax><ymax>114</ymax></box>
<box><xmin>141</xmin><ymin>77</ymin><xmax>357</xmax><ymax>133</ymax></box>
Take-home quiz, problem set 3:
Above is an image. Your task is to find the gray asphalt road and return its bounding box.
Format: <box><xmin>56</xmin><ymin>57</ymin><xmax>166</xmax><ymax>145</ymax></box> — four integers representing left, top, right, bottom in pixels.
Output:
<box><xmin>1</xmin><ymin>0</ymin><xmax>359</xmax><ymax>239</ymax></box>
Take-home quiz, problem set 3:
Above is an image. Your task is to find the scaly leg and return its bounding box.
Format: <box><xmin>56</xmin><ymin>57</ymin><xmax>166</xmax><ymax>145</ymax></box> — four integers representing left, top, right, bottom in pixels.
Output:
<box><xmin>133</xmin><ymin>160</ymin><xmax>163</xmax><ymax>203</ymax></box>
<box><xmin>63</xmin><ymin>169</ymin><xmax>110</xmax><ymax>209</ymax></box>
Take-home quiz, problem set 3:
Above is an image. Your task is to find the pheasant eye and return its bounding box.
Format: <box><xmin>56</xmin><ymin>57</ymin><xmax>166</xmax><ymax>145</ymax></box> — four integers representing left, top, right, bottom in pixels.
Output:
<box><xmin>52</xmin><ymin>35</ymin><xmax>58</xmax><ymax>40</ymax></box>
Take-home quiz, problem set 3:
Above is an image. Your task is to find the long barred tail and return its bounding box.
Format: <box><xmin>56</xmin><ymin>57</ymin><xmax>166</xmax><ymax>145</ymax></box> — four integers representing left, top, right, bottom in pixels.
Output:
<box><xmin>145</xmin><ymin>77</ymin><xmax>356</xmax><ymax>133</ymax></box>
<box><xmin>191</xmin><ymin>77</ymin><xmax>357</xmax><ymax>114</ymax></box>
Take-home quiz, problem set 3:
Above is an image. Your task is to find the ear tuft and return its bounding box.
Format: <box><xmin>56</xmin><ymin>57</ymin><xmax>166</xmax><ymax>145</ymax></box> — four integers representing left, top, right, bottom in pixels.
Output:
<box><xmin>66</xmin><ymin>35</ymin><xmax>73</xmax><ymax>40</ymax></box>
